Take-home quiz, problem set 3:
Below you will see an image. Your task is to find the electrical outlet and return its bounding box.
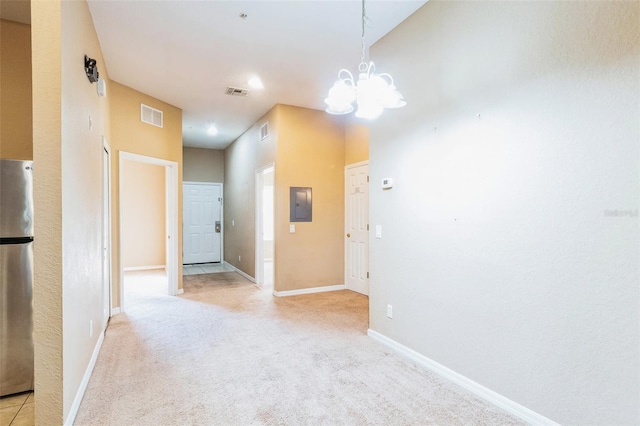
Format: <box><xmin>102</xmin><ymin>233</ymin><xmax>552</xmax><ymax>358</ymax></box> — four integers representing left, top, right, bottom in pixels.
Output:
<box><xmin>238</xmin><ymin>255</ymin><xmax>241</xmax><ymax>262</ymax></box>
<box><xmin>387</xmin><ymin>305</ymin><xmax>393</xmax><ymax>319</ymax></box>
<box><xmin>232</xmin><ymin>220</ymin><xmax>235</xmax><ymax>226</ymax></box>
<box><xmin>89</xmin><ymin>320</ymin><xmax>93</xmax><ymax>337</ymax></box>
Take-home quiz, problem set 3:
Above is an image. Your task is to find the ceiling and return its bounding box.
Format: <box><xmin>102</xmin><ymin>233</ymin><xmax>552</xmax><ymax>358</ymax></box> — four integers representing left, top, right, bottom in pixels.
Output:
<box><xmin>90</xmin><ymin>1</ymin><xmax>426</xmax><ymax>149</ymax></box>
<box><xmin>1</xmin><ymin>0</ymin><xmax>425</xmax><ymax>149</ymax></box>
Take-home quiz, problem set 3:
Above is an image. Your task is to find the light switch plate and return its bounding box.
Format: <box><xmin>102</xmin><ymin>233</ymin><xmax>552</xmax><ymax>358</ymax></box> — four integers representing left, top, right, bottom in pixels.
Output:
<box><xmin>376</xmin><ymin>225</ymin><xmax>382</xmax><ymax>239</ymax></box>
<box><xmin>290</xmin><ymin>224</ymin><xmax>295</xmax><ymax>233</ymax></box>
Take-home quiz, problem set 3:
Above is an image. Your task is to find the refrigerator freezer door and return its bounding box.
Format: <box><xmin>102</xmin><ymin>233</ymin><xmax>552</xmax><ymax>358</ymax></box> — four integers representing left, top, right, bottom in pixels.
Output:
<box><xmin>0</xmin><ymin>159</ymin><xmax>34</xmax><ymax>238</ymax></box>
<box><xmin>0</xmin><ymin>241</ymin><xmax>34</xmax><ymax>396</ymax></box>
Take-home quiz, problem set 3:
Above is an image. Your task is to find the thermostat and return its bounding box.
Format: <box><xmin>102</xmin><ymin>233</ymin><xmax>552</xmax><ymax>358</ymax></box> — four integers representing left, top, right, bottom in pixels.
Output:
<box><xmin>382</xmin><ymin>178</ymin><xmax>394</xmax><ymax>189</ymax></box>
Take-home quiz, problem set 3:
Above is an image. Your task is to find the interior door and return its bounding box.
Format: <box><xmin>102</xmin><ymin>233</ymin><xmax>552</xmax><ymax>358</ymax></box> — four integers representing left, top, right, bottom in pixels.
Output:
<box><xmin>345</xmin><ymin>163</ymin><xmax>369</xmax><ymax>295</ymax></box>
<box><xmin>183</xmin><ymin>183</ymin><xmax>222</xmax><ymax>264</ymax></box>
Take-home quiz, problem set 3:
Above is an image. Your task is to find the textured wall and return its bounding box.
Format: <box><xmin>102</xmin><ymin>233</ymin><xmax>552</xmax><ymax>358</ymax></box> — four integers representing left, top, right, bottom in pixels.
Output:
<box><xmin>274</xmin><ymin>105</ymin><xmax>345</xmax><ymax>291</ymax></box>
<box><xmin>109</xmin><ymin>81</ymin><xmax>183</xmax><ymax>304</ymax></box>
<box><xmin>32</xmin><ymin>0</ymin><xmax>112</xmax><ymax>423</ymax></box>
<box><xmin>122</xmin><ymin>160</ymin><xmax>166</xmax><ymax>268</ymax></box>
<box><xmin>0</xmin><ymin>19</ymin><xmax>32</xmax><ymax>160</ymax></box>
<box><xmin>60</xmin><ymin>0</ymin><xmax>111</xmax><ymax>420</ymax></box>
<box><xmin>31</xmin><ymin>2</ymin><xmax>64</xmax><ymax>423</ymax></box>
<box><xmin>224</xmin><ymin>107</ymin><xmax>278</xmax><ymax>277</ymax></box>
<box><xmin>368</xmin><ymin>1</ymin><xmax>639</xmax><ymax>424</ymax></box>
<box><xmin>183</xmin><ymin>147</ymin><xmax>225</xmax><ymax>183</ymax></box>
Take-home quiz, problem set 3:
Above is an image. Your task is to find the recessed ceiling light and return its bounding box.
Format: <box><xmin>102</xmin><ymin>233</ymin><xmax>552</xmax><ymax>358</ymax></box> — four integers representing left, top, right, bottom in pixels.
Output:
<box><xmin>248</xmin><ymin>76</ymin><xmax>263</xmax><ymax>90</ymax></box>
<box><xmin>207</xmin><ymin>123</ymin><xmax>218</xmax><ymax>136</ymax></box>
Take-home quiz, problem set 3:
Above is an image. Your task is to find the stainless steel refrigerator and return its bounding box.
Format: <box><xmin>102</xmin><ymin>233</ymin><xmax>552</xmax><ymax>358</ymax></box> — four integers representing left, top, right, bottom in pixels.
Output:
<box><xmin>0</xmin><ymin>159</ymin><xmax>34</xmax><ymax>397</ymax></box>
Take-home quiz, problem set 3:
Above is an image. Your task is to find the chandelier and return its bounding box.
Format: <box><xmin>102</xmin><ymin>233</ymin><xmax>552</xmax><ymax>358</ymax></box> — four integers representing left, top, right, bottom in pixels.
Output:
<box><xmin>324</xmin><ymin>0</ymin><xmax>406</xmax><ymax>119</ymax></box>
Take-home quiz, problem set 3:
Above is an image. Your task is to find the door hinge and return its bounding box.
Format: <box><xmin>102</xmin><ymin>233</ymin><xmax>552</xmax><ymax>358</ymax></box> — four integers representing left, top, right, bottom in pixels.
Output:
<box><xmin>367</xmin><ymin>224</ymin><xmax>369</xmax><ymax>231</ymax></box>
<box><xmin>367</xmin><ymin>272</ymin><xmax>369</xmax><ymax>279</ymax></box>
<box><xmin>367</xmin><ymin>176</ymin><xmax>369</xmax><ymax>182</ymax></box>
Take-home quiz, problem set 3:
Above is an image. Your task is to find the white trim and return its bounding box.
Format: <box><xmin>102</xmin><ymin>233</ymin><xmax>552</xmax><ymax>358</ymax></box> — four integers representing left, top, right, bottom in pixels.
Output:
<box><xmin>345</xmin><ymin>159</ymin><xmax>369</xmax><ymax>169</ymax></box>
<box><xmin>63</xmin><ymin>330</ymin><xmax>105</xmax><ymax>426</ymax></box>
<box><xmin>119</xmin><ymin>151</ymin><xmax>180</xmax><ymax>313</ymax></box>
<box><xmin>177</xmin><ymin>288</ymin><xmax>184</xmax><ymax>295</ymax></box>
<box><xmin>123</xmin><ymin>265</ymin><xmax>166</xmax><ymax>272</ymax></box>
<box><xmin>273</xmin><ymin>284</ymin><xmax>346</xmax><ymax>297</ymax></box>
<box><xmin>367</xmin><ymin>329</ymin><xmax>559</xmax><ymax>426</ymax></box>
<box><xmin>102</xmin><ymin>139</ymin><xmax>113</xmax><ymax>324</ymax></box>
<box><xmin>223</xmin><ymin>261</ymin><xmax>256</xmax><ymax>283</ymax></box>
<box><xmin>110</xmin><ymin>307</ymin><xmax>121</xmax><ymax>316</ymax></box>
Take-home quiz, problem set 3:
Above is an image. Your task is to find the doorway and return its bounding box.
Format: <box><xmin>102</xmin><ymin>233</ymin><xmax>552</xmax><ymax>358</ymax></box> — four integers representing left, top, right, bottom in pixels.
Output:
<box><xmin>183</xmin><ymin>182</ymin><xmax>223</xmax><ymax>265</ymax></box>
<box><xmin>345</xmin><ymin>161</ymin><xmax>369</xmax><ymax>295</ymax></box>
<box><xmin>255</xmin><ymin>165</ymin><xmax>275</xmax><ymax>289</ymax></box>
<box><xmin>118</xmin><ymin>151</ymin><xmax>179</xmax><ymax>313</ymax></box>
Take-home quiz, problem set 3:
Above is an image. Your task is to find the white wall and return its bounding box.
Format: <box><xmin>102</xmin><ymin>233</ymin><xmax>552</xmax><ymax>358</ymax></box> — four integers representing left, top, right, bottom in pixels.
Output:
<box><xmin>369</xmin><ymin>1</ymin><xmax>639</xmax><ymax>424</ymax></box>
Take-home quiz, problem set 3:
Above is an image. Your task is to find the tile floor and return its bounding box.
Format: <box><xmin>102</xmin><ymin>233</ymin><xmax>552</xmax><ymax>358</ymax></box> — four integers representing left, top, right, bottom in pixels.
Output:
<box><xmin>182</xmin><ymin>262</ymin><xmax>235</xmax><ymax>275</ymax></box>
<box><xmin>0</xmin><ymin>392</ymin><xmax>34</xmax><ymax>426</ymax></box>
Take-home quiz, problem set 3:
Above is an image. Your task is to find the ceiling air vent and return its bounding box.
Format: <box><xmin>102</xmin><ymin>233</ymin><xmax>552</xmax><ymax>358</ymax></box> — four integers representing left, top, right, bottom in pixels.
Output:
<box><xmin>141</xmin><ymin>103</ymin><xmax>163</xmax><ymax>128</ymax></box>
<box><xmin>260</xmin><ymin>122</ymin><xmax>269</xmax><ymax>141</ymax></box>
<box><xmin>225</xmin><ymin>86</ymin><xmax>250</xmax><ymax>97</ymax></box>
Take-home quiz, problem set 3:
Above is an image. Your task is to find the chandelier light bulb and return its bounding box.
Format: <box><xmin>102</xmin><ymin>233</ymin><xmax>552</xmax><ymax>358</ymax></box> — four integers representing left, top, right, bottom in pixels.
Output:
<box><xmin>324</xmin><ymin>0</ymin><xmax>405</xmax><ymax>119</ymax></box>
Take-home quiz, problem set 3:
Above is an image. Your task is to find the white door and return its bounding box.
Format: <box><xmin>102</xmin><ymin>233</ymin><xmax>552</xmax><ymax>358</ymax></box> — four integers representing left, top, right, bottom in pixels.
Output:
<box><xmin>102</xmin><ymin>145</ymin><xmax>111</xmax><ymax>328</ymax></box>
<box><xmin>183</xmin><ymin>183</ymin><xmax>222</xmax><ymax>264</ymax></box>
<box><xmin>345</xmin><ymin>163</ymin><xmax>369</xmax><ymax>295</ymax></box>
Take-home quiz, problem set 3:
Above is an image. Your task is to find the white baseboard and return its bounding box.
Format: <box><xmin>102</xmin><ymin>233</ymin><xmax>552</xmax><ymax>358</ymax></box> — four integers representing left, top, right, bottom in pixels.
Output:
<box><xmin>110</xmin><ymin>307</ymin><xmax>121</xmax><ymax>316</ymax></box>
<box><xmin>177</xmin><ymin>288</ymin><xmax>184</xmax><ymax>295</ymax></box>
<box><xmin>123</xmin><ymin>265</ymin><xmax>166</xmax><ymax>272</ymax></box>
<box><xmin>367</xmin><ymin>329</ymin><xmax>558</xmax><ymax>426</ymax></box>
<box><xmin>63</xmin><ymin>330</ymin><xmax>105</xmax><ymax>426</ymax></box>
<box><xmin>273</xmin><ymin>284</ymin><xmax>345</xmax><ymax>297</ymax></box>
<box><xmin>223</xmin><ymin>261</ymin><xmax>256</xmax><ymax>283</ymax></box>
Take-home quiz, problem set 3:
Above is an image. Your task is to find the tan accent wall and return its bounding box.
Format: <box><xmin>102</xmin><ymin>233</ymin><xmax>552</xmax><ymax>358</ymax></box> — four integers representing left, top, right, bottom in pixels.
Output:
<box><xmin>122</xmin><ymin>160</ymin><xmax>166</xmax><ymax>268</ymax></box>
<box><xmin>0</xmin><ymin>19</ymin><xmax>32</xmax><ymax>160</ymax></box>
<box><xmin>183</xmin><ymin>147</ymin><xmax>224</xmax><ymax>183</ymax></box>
<box><xmin>224</xmin><ymin>107</ymin><xmax>278</xmax><ymax>276</ymax></box>
<box><xmin>274</xmin><ymin>105</ymin><xmax>345</xmax><ymax>291</ymax></box>
<box><xmin>368</xmin><ymin>1</ymin><xmax>639</xmax><ymax>424</ymax></box>
<box><xmin>32</xmin><ymin>0</ymin><xmax>111</xmax><ymax>422</ymax></box>
<box><xmin>109</xmin><ymin>81</ymin><xmax>183</xmax><ymax>305</ymax></box>
<box><xmin>345</xmin><ymin>122</ymin><xmax>369</xmax><ymax>165</ymax></box>
<box><xmin>224</xmin><ymin>104</ymin><xmax>345</xmax><ymax>292</ymax></box>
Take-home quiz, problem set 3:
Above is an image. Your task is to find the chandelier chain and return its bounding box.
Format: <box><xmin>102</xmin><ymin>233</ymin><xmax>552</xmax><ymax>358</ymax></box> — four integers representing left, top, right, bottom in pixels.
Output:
<box><xmin>360</xmin><ymin>0</ymin><xmax>372</xmax><ymax>70</ymax></box>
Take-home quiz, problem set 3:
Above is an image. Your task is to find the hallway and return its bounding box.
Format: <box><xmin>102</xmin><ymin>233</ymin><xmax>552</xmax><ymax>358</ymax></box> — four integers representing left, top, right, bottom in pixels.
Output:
<box><xmin>75</xmin><ymin>271</ymin><xmax>520</xmax><ymax>425</ymax></box>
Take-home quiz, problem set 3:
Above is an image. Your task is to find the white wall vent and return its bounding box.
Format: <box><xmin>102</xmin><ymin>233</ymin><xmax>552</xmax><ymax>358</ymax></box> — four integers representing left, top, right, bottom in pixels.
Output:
<box><xmin>225</xmin><ymin>86</ymin><xmax>250</xmax><ymax>97</ymax></box>
<box><xmin>140</xmin><ymin>103</ymin><xmax>163</xmax><ymax>128</ymax></box>
<box><xmin>260</xmin><ymin>122</ymin><xmax>269</xmax><ymax>141</ymax></box>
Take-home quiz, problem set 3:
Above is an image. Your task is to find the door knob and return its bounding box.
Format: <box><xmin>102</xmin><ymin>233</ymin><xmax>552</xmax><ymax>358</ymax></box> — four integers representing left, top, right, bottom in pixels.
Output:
<box><xmin>346</xmin><ymin>233</ymin><xmax>351</xmax><ymax>238</ymax></box>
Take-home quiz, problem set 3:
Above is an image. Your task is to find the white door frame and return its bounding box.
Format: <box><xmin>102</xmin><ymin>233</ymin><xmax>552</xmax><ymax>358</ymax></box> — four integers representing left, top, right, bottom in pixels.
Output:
<box><xmin>345</xmin><ymin>160</ymin><xmax>369</xmax><ymax>295</ymax></box>
<box><xmin>102</xmin><ymin>138</ymin><xmax>112</xmax><ymax>328</ymax></box>
<box><xmin>118</xmin><ymin>151</ymin><xmax>179</xmax><ymax>313</ymax></box>
<box><xmin>182</xmin><ymin>181</ymin><xmax>224</xmax><ymax>264</ymax></box>
<box><xmin>255</xmin><ymin>164</ymin><xmax>275</xmax><ymax>288</ymax></box>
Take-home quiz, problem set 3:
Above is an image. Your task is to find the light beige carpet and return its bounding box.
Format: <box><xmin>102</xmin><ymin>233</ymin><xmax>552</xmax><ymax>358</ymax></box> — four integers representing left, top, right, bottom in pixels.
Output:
<box><xmin>75</xmin><ymin>272</ymin><xmax>523</xmax><ymax>425</ymax></box>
